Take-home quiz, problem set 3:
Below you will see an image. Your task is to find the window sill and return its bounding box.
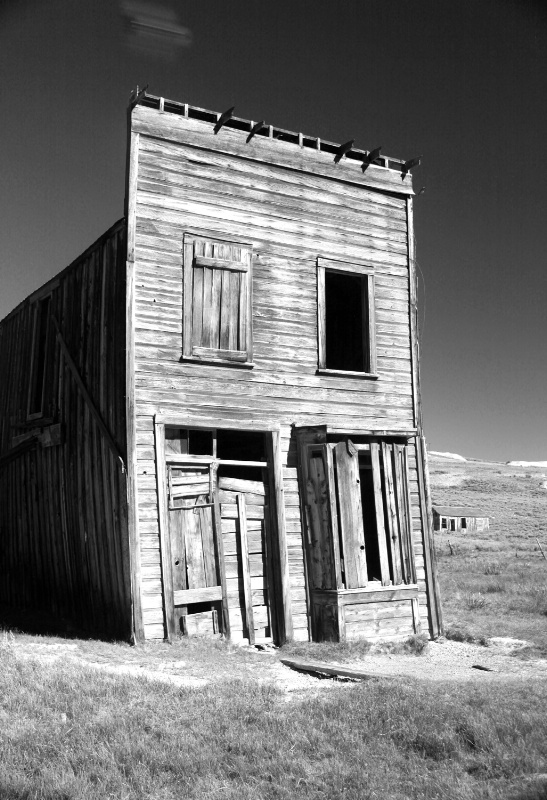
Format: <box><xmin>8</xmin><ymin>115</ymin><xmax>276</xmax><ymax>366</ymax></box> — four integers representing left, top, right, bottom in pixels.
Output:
<box><xmin>313</xmin><ymin>585</ymin><xmax>418</xmax><ymax>605</ymax></box>
<box><xmin>316</xmin><ymin>368</ymin><xmax>379</xmax><ymax>379</ymax></box>
<box><xmin>180</xmin><ymin>356</ymin><xmax>255</xmax><ymax>369</ymax></box>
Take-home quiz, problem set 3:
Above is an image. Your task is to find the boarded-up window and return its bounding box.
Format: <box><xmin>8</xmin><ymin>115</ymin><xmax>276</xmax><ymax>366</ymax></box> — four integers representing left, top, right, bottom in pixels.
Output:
<box><xmin>303</xmin><ymin>440</ymin><xmax>415</xmax><ymax>590</ymax></box>
<box><xmin>183</xmin><ymin>235</ymin><xmax>253</xmax><ymax>364</ymax></box>
<box><xmin>27</xmin><ymin>295</ymin><xmax>51</xmax><ymax>419</ymax></box>
<box><xmin>317</xmin><ymin>259</ymin><xmax>376</xmax><ymax>375</ymax></box>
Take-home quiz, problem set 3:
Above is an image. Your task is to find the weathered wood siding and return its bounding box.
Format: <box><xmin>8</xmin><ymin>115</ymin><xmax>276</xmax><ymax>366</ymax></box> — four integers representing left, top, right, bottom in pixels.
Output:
<box><xmin>0</xmin><ymin>222</ymin><xmax>132</xmax><ymax>639</ymax></box>
<box><xmin>129</xmin><ymin>105</ymin><xmax>431</xmax><ymax>640</ymax></box>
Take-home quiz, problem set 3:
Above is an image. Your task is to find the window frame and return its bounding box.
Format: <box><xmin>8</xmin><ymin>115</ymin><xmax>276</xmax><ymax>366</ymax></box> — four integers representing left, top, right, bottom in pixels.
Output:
<box><xmin>302</xmin><ymin>438</ymin><xmax>416</xmax><ymax>591</ymax></box>
<box><xmin>182</xmin><ymin>233</ymin><xmax>254</xmax><ymax>367</ymax></box>
<box><xmin>27</xmin><ymin>293</ymin><xmax>52</xmax><ymax>420</ymax></box>
<box><xmin>317</xmin><ymin>258</ymin><xmax>377</xmax><ymax>378</ymax></box>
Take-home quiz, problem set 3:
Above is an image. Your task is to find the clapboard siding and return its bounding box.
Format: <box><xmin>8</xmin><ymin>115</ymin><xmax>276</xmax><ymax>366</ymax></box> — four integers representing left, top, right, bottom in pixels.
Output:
<box><xmin>0</xmin><ymin>222</ymin><xmax>131</xmax><ymax>639</ymax></box>
<box><xmin>128</xmin><ymin>109</ymin><xmax>427</xmax><ymax>642</ymax></box>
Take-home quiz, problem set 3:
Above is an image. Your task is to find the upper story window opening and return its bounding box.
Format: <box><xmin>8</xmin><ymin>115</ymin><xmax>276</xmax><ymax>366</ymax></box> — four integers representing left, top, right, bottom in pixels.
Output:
<box><xmin>317</xmin><ymin>258</ymin><xmax>377</xmax><ymax>378</ymax></box>
<box><xmin>182</xmin><ymin>235</ymin><xmax>253</xmax><ymax>367</ymax></box>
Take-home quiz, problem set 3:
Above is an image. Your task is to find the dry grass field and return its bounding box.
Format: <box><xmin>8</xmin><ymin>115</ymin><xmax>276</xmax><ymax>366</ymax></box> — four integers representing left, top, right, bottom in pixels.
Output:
<box><xmin>429</xmin><ymin>454</ymin><xmax>547</xmax><ymax>651</ymax></box>
<box><xmin>1</xmin><ymin>454</ymin><xmax>547</xmax><ymax>799</ymax></box>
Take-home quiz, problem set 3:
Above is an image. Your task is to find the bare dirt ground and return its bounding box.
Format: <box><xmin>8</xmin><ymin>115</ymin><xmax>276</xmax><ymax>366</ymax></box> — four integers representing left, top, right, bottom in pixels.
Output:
<box><xmin>7</xmin><ymin>635</ymin><xmax>547</xmax><ymax>697</ymax></box>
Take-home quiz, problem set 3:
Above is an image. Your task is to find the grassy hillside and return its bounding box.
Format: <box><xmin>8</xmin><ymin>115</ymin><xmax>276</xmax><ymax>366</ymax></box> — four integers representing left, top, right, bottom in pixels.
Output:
<box><xmin>429</xmin><ymin>455</ymin><xmax>547</xmax><ymax>649</ymax></box>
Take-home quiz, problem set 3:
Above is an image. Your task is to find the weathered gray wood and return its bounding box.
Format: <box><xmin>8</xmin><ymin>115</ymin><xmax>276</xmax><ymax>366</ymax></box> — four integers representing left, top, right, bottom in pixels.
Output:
<box><xmin>155</xmin><ymin>421</ymin><xmax>176</xmax><ymax>640</ymax></box>
<box><xmin>174</xmin><ymin>586</ymin><xmax>223</xmax><ymax>605</ymax></box>
<box><xmin>313</xmin><ymin>585</ymin><xmax>418</xmax><ymax>605</ymax></box>
<box><xmin>334</xmin><ymin>442</ymin><xmax>368</xmax><ymax>588</ymax></box>
<box><xmin>211</xmin><ymin>462</ymin><xmax>231</xmax><ymax>638</ymax></box>
<box><xmin>266</xmin><ymin>430</ymin><xmax>293</xmax><ymax>642</ymax></box>
<box><xmin>382</xmin><ymin>442</ymin><xmax>402</xmax><ymax>585</ymax></box>
<box><xmin>236</xmin><ymin>494</ymin><xmax>255</xmax><ymax>644</ymax></box>
<box><xmin>416</xmin><ymin>436</ymin><xmax>443</xmax><ymax>637</ymax></box>
<box><xmin>132</xmin><ymin>107</ymin><xmax>415</xmax><ymax>195</ymax></box>
<box><xmin>280</xmin><ymin>658</ymin><xmax>395</xmax><ymax>681</ymax></box>
<box><xmin>194</xmin><ymin>255</ymin><xmax>248</xmax><ymax>272</ymax></box>
<box><xmin>370</xmin><ymin>443</ymin><xmax>391</xmax><ymax>586</ymax></box>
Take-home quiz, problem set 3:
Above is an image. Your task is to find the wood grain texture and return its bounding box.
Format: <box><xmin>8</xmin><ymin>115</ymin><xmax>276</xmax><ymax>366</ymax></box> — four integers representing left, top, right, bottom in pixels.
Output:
<box><xmin>0</xmin><ymin>222</ymin><xmax>132</xmax><ymax>640</ymax></box>
<box><xmin>132</xmin><ymin>106</ymin><xmax>414</xmax><ymax>196</ymax></box>
<box><xmin>126</xmin><ymin>108</ymin><xmax>434</xmax><ymax>642</ymax></box>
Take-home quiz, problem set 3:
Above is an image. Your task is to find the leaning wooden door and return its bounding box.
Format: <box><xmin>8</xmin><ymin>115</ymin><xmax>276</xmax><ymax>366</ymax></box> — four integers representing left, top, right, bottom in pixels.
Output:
<box><xmin>168</xmin><ymin>463</ymin><xmax>228</xmax><ymax>636</ymax></box>
<box><xmin>218</xmin><ymin>475</ymin><xmax>273</xmax><ymax>644</ymax></box>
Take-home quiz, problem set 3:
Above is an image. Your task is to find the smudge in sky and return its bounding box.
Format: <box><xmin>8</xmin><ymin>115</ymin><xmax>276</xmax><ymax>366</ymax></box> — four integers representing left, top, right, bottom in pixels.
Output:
<box><xmin>120</xmin><ymin>0</ymin><xmax>192</xmax><ymax>61</ymax></box>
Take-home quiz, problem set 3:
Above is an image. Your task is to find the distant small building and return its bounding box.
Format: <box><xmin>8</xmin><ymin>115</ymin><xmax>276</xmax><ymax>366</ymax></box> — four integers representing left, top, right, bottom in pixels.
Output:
<box><xmin>432</xmin><ymin>507</ymin><xmax>489</xmax><ymax>533</ymax></box>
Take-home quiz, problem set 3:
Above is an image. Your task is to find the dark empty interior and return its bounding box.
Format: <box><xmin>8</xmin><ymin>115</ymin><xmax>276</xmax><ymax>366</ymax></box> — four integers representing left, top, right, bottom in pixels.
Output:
<box><xmin>358</xmin><ymin>460</ymin><xmax>382</xmax><ymax>582</ymax></box>
<box><xmin>325</xmin><ymin>271</ymin><xmax>368</xmax><ymax>372</ymax></box>
<box><xmin>216</xmin><ymin>429</ymin><xmax>266</xmax><ymax>462</ymax></box>
<box><xmin>165</xmin><ymin>427</ymin><xmax>214</xmax><ymax>455</ymax></box>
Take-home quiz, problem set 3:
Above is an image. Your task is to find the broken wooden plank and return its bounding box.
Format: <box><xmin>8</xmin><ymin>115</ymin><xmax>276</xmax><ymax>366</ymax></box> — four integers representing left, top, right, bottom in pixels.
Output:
<box><xmin>280</xmin><ymin>658</ymin><xmax>396</xmax><ymax>681</ymax></box>
<box><xmin>173</xmin><ymin>586</ymin><xmax>223</xmax><ymax>605</ymax></box>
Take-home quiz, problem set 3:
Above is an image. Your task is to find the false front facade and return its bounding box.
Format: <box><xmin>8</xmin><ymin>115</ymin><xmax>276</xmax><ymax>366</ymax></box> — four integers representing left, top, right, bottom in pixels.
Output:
<box><xmin>0</xmin><ymin>93</ymin><xmax>442</xmax><ymax>644</ymax></box>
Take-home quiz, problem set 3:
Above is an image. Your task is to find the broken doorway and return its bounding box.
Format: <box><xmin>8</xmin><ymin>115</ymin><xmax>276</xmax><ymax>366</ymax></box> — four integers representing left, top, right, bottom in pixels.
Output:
<box><xmin>163</xmin><ymin>427</ymin><xmax>276</xmax><ymax>644</ymax></box>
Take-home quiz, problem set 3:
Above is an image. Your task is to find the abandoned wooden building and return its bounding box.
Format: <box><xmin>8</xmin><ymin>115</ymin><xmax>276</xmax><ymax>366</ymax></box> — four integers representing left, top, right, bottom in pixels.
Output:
<box><xmin>432</xmin><ymin>507</ymin><xmax>490</xmax><ymax>534</ymax></box>
<box><xmin>0</xmin><ymin>91</ymin><xmax>443</xmax><ymax>645</ymax></box>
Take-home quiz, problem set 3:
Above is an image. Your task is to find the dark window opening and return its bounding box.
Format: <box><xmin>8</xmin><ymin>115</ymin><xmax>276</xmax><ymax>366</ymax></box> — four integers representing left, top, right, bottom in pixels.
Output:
<box><xmin>165</xmin><ymin>427</ymin><xmax>213</xmax><ymax>456</ymax></box>
<box><xmin>441</xmin><ymin>517</ymin><xmax>447</xmax><ymax>529</ymax></box>
<box><xmin>216</xmin><ymin>464</ymin><xmax>265</xmax><ymax>482</ymax></box>
<box><xmin>216</xmin><ymin>429</ymin><xmax>265</xmax><ymax>462</ymax></box>
<box><xmin>461</xmin><ymin>518</ymin><xmax>467</xmax><ymax>529</ymax></box>
<box><xmin>450</xmin><ymin>519</ymin><xmax>456</xmax><ymax>531</ymax></box>
<box><xmin>325</xmin><ymin>271</ymin><xmax>369</xmax><ymax>372</ymax></box>
<box><xmin>28</xmin><ymin>296</ymin><xmax>51</xmax><ymax>417</ymax></box>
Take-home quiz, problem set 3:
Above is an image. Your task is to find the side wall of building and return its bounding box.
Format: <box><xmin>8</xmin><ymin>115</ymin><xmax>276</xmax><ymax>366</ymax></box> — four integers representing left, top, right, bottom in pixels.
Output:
<box><xmin>129</xmin><ymin>105</ymin><xmax>434</xmax><ymax>641</ymax></box>
<box><xmin>0</xmin><ymin>222</ymin><xmax>132</xmax><ymax>639</ymax></box>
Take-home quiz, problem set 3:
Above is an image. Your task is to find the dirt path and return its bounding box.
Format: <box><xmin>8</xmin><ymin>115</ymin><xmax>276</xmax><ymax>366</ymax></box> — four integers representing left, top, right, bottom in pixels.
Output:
<box><xmin>6</xmin><ymin>636</ymin><xmax>547</xmax><ymax>696</ymax></box>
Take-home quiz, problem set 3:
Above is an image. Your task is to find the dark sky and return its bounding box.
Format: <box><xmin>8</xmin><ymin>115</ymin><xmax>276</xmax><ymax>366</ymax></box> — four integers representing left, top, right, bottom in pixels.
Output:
<box><xmin>1</xmin><ymin>0</ymin><xmax>546</xmax><ymax>461</ymax></box>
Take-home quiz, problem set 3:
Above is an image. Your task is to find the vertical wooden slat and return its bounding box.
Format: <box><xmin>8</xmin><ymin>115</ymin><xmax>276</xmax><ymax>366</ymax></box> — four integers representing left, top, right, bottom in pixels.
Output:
<box><xmin>192</xmin><ymin>266</ymin><xmax>204</xmax><ymax>347</ymax></box>
<box><xmin>126</xmin><ymin>133</ymin><xmax>145</xmax><ymax>641</ymax></box>
<box><xmin>367</xmin><ymin>276</ymin><xmax>377</xmax><ymax>375</ymax></box>
<box><xmin>155</xmin><ymin>420</ymin><xmax>175</xmax><ymax>640</ymax></box>
<box><xmin>333</xmin><ymin>441</ymin><xmax>367</xmax><ymax>589</ymax></box>
<box><xmin>246</xmin><ymin>249</ymin><xmax>253</xmax><ymax>362</ymax></box>
<box><xmin>200</xmin><ymin>504</ymin><xmax>218</xmax><ymax>587</ymax></box>
<box><xmin>393</xmin><ymin>444</ymin><xmax>412</xmax><ymax>584</ymax></box>
<box><xmin>370</xmin><ymin>442</ymin><xmax>391</xmax><ymax>586</ymax></box>
<box><xmin>201</xmin><ymin>267</ymin><xmax>214</xmax><ymax>348</ymax></box>
<box><xmin>323</xmin><ymin>445</ymin><xmax>343</xmax><ymax>590</ymax></box>
<box><xmin>266</xmin><ymin>430</ymin><xmax>293</xmax><ymax>643</ymax></box>
<box><xmin>306</xmin><ymin>451</ymin><xmax>333</xmax><ymax>589</ymax></box>
<box><xmin>210</xmin><ymin>267</ymin><xmax>222</xmax><ymax>349</ymax></box>
<box><xmin>237</xmin><ymin>494</ymin><xmax>255</xmax><ymax>644</ymax></box>
<box><xmin>416</xmin><ymin>435</ymin><xmax>443</xmax><ymax>637</ymax></box>
<box><xmin>182</xmin><ymin>236</ymin><xmax>195</xmax><ymax>359</ymax></box>
<box><xmin>238</xmin><ymin>271</ymin><xmax>247</xmax><ymax>355</ymax></box>
<box><xmin>227</xmin><ymin>271</ymin><xmax>240</xmax><ymax>351</ymax></box>
<box><xmin>211</xmin><ymin>462</ymin><xmax>231</xmax><ymax>637</ymax></box>
<box><xmin>317</xmin><ymin>264</ymin><xmax>326</xmax><ymax>369</ymax></box>
<box><xmin>219</xmin><ymin>270</ymin><xmax>231</xmax><ymax>350</ymax></box>
<box><xmin>382</xmin><ymin>442</ymin><xmax>402</xmax><ymax>586</ymax></box>
<box><xmin>401</xmin><ymin>445</ymin><xmax>417</xmax><ymax>584</ymax></box>
<box><xmin>183</xmin><ymin>502</ymin><xmax>207</xmax><ymax>588</ymax></box>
